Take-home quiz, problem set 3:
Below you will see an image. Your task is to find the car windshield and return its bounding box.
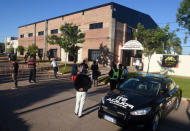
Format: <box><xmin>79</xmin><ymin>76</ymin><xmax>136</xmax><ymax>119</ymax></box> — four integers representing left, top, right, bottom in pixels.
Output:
<box><xmin>119</xmin><ymin>78</ymin><xmax>161</xmax><ymax>96</ymax></box>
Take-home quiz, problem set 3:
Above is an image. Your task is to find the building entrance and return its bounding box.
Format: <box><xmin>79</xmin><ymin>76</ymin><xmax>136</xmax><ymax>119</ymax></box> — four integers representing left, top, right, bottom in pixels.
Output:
<box><xmin>122</xmin><ymin>50</ymin><xmax>134</xmax><ymax>66</ymax></box>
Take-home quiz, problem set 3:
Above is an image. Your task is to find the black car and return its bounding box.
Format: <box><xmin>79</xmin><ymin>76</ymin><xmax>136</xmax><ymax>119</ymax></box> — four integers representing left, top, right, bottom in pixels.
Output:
<box><xmin>98</xmin><ymin>73</ymin><xmax>182</xmax><ymax>131</ymax></box>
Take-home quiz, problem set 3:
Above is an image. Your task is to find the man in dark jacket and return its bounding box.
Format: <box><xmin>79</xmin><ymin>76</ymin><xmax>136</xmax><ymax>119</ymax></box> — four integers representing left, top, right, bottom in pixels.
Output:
<box><xmin>109</xmin><ymin>63</ymin><xmax>119</xmax><ymax>90</ymax></box>
<box><xmin>74</xmin><ymin>71</ymin><xmax>91</xmax><ymax>118</ymax></box>
<box><xmin>91</xmin><ymin>60</ymin><xmax>100</xmax><ymax>87</ymax></box>
<box><xmin>10</xmin><ymin>58</ymin><xmax>19</xmax><ymax>89</ymax></box>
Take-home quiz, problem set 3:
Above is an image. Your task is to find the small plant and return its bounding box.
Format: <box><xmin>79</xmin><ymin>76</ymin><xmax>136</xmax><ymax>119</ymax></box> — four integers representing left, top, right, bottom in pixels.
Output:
<box><xmin>17</xmin><ymin>45</ymin><xmax>25</xmax><ymax>55</ymax></box>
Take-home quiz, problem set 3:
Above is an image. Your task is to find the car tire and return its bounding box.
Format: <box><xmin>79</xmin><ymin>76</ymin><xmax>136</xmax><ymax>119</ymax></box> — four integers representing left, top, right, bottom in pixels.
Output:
<box><xmin>147</xmin><ymin>113</ymin><xmax>160</xmax><ymax>131</ymax></box>
<box><xmin>175</xmin><ymin>97</ymin><xmax>180</xmax><ymax>110</ymax></box>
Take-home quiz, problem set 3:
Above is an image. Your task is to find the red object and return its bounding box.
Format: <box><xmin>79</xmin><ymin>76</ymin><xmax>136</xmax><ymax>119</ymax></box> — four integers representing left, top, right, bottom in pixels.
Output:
<box><xmin>72</xmin><ymin>75</ymin><xmax>77</xmax><ymax>82</ymax></box>
<box><xmin>176</xmin><ymin>63</ymin><xmax>178</xmax><ymax>68</ymax></box>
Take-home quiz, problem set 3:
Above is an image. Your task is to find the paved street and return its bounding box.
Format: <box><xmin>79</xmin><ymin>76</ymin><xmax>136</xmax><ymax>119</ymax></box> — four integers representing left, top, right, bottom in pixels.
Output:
<box><xmin>0</xmin><ymin>73</ymin><xmax>190</xmax><ymax>131</ymax></box>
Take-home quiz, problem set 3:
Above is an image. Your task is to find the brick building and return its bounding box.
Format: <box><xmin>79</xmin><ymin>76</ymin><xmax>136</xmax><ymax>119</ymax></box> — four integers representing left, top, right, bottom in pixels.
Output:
<box><xmin>18</xmin><ymin>2</ymin><xmax>157</xmax><ymax>65</ymax></box>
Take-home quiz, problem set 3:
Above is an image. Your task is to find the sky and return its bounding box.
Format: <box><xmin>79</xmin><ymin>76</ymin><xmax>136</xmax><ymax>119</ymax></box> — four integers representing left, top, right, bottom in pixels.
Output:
<box><xmin>0</xmin><ymin>0</ymin><xmax>189</xmax><ymax>54</ymax></box>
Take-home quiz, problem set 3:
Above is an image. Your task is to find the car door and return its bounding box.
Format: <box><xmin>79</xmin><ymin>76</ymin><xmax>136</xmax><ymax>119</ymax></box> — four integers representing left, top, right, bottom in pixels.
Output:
<box><xmin>165</xmin><ymin>80</ymin><xmax>176</xmax><ymax>112</ymax></box>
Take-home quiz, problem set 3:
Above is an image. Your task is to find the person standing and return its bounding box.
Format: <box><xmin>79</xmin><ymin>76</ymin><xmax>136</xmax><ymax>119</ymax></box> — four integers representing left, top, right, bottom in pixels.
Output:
<box><xmin>118</xmin><ymin>64</ymin><xmax>128</xmax><ymax>87</ymax></box>
<box><xmin>74</xmin><ymin>71</ymin><xmax>91</xmax><ymax>118</ymax></box>
<box><xmin>91</xmin><ymin>60</ymin><xmax>99</xmax><ymax>87</ymax></box>
<box><xmin>51</xmin><ymin>58</ymin><xmax>58</xmax><ymax>78</ymax></box>
<box><xmin>28</xmin><ymin>56</ymin><xmax>37</xmax><ymax>83</ymax></box>
<box><xmin>10</xmin><ymin>58</ymin><xmax>19</xmax><ymax>89</ymax></box>
<box><xmin>81</xmin><ymin>60</ymin><xmax>88</xmax><ymax>74</ymax></box>
<box><xmin>71</xmin><ymin>60</ymin><xmax>78</xmax><ymax>82</ymax></box>
<box><xmin>109</xmin><ymin>63</ymin><xmax>119</xmax><ymax>90</ymax></box>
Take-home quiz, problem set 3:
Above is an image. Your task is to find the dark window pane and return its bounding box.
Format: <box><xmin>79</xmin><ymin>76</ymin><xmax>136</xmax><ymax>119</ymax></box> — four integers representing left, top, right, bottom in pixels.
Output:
<box><xmin>20</xmin><ymin>34</ymin><xmax>24</xmax><ymax>38</ymax></box>
<box><xmin>88</xmin><ymin>49</ymin><xmax>101</xmax><ymax>61</ymax></box>
<box><xmin>28</xmin><ymin>33</ymin><xmax>33</xmax><ymax>37</ymax></box>
<box><xmin>38</xmin><ymin>31</ymin><xmax>44</xmax><ymax>36</ymax></box>
<box><xmin>89</xmin><ymin>22</ymin><xmax>103</xmax><ymax>30</ymax></box>
<box><xmin>51</xmin><ymin>29</ymin><xmax>58</xmax><ymax>34</ymax></box>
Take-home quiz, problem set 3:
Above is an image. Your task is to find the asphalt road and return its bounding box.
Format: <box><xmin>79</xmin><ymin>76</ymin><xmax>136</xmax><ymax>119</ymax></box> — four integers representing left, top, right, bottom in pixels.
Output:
<box><xmin>0</xmin><ymin>74</ymin><xmax>189</xmax><ymax>131</ymax></box>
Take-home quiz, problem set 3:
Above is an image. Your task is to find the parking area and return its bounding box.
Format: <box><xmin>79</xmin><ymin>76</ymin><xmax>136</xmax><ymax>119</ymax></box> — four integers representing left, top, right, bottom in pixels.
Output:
<box><xmin>0</xmin><ymin>74</ymin><xmax>189</xmax><ymax>131</ymax></box>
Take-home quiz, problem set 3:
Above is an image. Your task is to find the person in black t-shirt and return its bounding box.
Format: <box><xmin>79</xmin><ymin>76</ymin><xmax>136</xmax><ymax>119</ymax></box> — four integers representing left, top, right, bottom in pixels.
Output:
<box><xmin>10</xmin><ymin>59</ymin><xmax>19</xmax><ymax>89</ymax></box>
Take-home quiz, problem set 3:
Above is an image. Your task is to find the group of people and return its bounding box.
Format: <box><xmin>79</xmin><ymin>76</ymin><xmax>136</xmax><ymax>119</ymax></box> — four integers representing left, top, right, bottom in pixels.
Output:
<box><xmin>109</xmin><ymin>63</ymin><xmax>128</xmax><ymax>91</ymax></box>
<box><xmin>10</xmin><ymin>55</ymin><xmax>37</xmax><ymax>89</ymax></box>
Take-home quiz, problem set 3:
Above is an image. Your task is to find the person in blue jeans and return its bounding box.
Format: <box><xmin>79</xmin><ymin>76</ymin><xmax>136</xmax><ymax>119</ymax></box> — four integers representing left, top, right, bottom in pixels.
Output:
<box><xmin>72</xmin><ymin>60</ymin><xmax>78</xmax><ymax>82</ymax></box>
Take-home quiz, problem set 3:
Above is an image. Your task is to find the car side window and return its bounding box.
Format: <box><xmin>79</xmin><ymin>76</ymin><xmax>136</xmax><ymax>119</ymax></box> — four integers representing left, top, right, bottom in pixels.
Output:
<box><xmin>167</xmin><ymin>80</ymin><xmax>175</xmax><ymax>92</ymax></box>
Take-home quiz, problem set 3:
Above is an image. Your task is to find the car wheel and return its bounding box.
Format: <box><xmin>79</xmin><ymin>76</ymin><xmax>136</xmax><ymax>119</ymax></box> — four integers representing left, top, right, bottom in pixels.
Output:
<box><xmin>175</xmin><ymin>97</ymin><xmax>180</xmax><ymax>110</ymax></box>
<box><xmin>147</xmin><ymin>113</ymin><xmax>160</xmax><ymax>131</ymax></box>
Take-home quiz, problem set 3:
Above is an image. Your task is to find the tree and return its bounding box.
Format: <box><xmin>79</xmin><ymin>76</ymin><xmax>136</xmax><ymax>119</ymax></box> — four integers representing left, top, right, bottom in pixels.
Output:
<box><xmin>0</xmin><ymin>42</ymin><xmax>5</xmax><ymax>53</ymax></box>
<box><xmin>47</xmin><ymin>23</ymin><xmax>85</xmax><ymax>67</ymax></box>
<box><xmin>17</xmin><ymin>45</ymin><xmax>25</xmax><ymax>55</ymax></box>
<box><xmin>98</xmin><ymin>43</ymin><xmax>113</xmax><ymax>67</ymax></box>
<box><xmin>134</xmin><ymin>23</ymin><xmax>168</xmax><ymax>73</ymax></box>
<box><xmin>27</xmin><ymin>44</ymin><xmax>38</xmax><ymax>57</ymax></box>
<box><xmin>165</xmin><ymin>31</ymin><xmax>182</xmax><ymax>55</ymax></box>
<box><xmin>7</xmin><ymin>46</ymin><xmax>14</xmax><ymax>53</ymax></box>
<box><xmin>176</xmin><ymin>0</ymin><xmax>190</xmax><ymax>42</ymax></box>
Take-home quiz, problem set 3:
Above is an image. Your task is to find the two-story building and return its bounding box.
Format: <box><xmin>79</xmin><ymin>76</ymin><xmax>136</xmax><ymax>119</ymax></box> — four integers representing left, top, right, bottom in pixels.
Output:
<box><xmin>18</xmin><ymin>2</ymin><xmax>157</xmax><ymax>65</ymax></box>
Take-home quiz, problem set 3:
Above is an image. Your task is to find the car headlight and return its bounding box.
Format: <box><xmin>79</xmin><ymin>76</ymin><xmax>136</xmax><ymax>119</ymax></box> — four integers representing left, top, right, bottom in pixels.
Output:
<box><xmin>101</xmin><ymin>96</ymin><xmax>105</xmax><ymax>104</ymax></box>
<box><xmin>130</xmin><ymin>107</ymin><xmax>151</xmax><ymax>116</ymax></box>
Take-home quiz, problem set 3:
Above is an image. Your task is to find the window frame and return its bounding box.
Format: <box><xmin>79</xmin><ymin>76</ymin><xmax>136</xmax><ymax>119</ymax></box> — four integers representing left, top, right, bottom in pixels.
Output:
<box><xmin>28</xmin><ymin>33</ymin><xmax>33</xmax><ymax>37</ymax></box>
<box><xmin>89</xmin><ymin>22</ymin><xmax>103</xmax><ymax>30</ymax></box>
<box><xmin>38</xmin><ymin>31</ymin><xmax>44</xmax><ymax>36</ymax></box>
<box><xmin>51</xmin><ymin>29</ymin><xmax>58</xmax><ymax>34</ymax></box>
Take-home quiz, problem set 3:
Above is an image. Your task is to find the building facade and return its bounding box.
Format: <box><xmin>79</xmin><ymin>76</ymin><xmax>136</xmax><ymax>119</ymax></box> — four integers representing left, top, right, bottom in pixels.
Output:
<box><xmin>5</xmin><ymin>37</ymin><xmax>18</xmax><ymax>54</ymax></box>
<box><xmin>18</xmin><ymin>2</ymin><xmax>157</xmax><ymax>65</ymax></box>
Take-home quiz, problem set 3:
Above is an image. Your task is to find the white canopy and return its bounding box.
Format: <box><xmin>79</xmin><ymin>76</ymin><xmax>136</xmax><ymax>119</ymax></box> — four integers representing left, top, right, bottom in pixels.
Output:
<box><xmin>121</xmin><ymin>40</ymin><xmax>144</xmax><ymax>50</ymax></box>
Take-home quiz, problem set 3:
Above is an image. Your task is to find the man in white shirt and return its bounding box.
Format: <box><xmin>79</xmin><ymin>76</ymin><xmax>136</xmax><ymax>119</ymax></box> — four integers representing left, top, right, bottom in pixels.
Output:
<box><xmin>51</xmin><ymin>58</ymin><xmax>58</xmax><ymax>78</ymax></box>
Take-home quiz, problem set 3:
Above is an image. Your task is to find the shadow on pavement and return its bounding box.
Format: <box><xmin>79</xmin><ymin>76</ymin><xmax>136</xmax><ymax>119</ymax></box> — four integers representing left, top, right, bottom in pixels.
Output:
<box><xmin>83</xmin><ymin>104</ymin><xmax>99</xmax><ymax>117</ymax></box>
<box><xmin>0</xmin><ymin>79</ymin><xmax>74</xmax><ymax>131</ymax></box>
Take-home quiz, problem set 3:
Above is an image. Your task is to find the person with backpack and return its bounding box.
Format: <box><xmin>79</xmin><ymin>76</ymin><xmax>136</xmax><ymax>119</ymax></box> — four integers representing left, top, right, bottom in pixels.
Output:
<box><xmin>109</xmin><ymin>63</ymin><xmax>119</xmax><ymax>90</ymax></box>
<box><xmin>91</xmin><ymin>60</ymin><xmax>100</xmax><ymax>87</ymax></box>
<box><xmin>74</xmin><ymin>69</ymin><xmax>92</xmax><ymax>118</ymax></box>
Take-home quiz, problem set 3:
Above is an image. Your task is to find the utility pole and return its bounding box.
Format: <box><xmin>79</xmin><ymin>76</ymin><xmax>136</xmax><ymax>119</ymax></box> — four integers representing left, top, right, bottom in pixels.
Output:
<box><xmin>44</xmin><ymin>20</ymin><xmax>48</xmax><ymax>60</ymax></box>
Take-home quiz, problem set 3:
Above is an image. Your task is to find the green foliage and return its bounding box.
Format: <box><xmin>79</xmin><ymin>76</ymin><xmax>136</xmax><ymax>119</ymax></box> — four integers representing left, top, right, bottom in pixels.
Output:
<box><xmin>176</xmin><ymin>0</ymin><xmax>190</xmax><ymax>34</ymax></box>
<box><xmin>7</xmin><ymin>46</ymin><xmax>14</xmax><ymax>53</ymax></box>
<box><xmin>27</xmin><ymin>44</ymin><xmax>38</xmax><ymax>56</ymax></box>
<box><xmin>0</xmin><ymin>42</ymin><xmax>5</xmax><ymax>53</ymax></box>
<box><xmin>47</xmin><ymin>23</ymin><xmax>85</xmax><ymax>61</ymax></box>
<box><xmin>58</xmin><ymin>64</ymin><xmax>73</xmax><ymax>74</ymax></box>
<box><xmin>169</xmin><ymin>76</ymin><xmax>190</xmax><ymax>98</ymax></box>
<box><xmin>17</xmin><ymin>45</ymin><xmax>25</xmax><ymax>54</ymax></box>
<box><xmin>134</xmin><ymin>23</ymin><xmax>182</xmax><ymax>72</ymax></box>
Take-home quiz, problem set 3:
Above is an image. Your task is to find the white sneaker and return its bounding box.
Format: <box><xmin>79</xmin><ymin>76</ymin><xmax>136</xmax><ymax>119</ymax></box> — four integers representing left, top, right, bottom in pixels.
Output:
<box><xmin>11</xmin><ymin>87</ymin><xmax>16</xmax><ymax>90</ymax></box>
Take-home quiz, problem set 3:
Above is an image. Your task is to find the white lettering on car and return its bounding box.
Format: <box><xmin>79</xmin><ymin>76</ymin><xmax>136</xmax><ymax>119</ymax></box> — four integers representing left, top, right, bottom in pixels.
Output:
<box><xmin>106</xmin><ymin>96</ymin><xmax>134</xmax><ymax>109</ymax></box>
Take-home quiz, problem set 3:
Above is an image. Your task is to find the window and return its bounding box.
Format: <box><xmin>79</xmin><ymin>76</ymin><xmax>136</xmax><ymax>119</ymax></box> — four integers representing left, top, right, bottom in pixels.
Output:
<box><xmin>49</xmin><ymin>49</ymin><xmax>57</xmax><ymax>58</ymax></box>
<box><xmin>20</xmin><ymin>34</ymin><xmax>24</xmax><ymax>38</ymax></box>
<box><xmin>28</xmin><ymin>33</ymin><xmax>33</xmax><ymax>37</ymax></box>
<box><xmin>51</xmin><ymin>29</ymin><xmax>58</xmax><ymax>34</ymax></box>
<box><xmin>126</xmin><ymin>27</ymin><xmax>133</xmax><ymax>41</ymax></box>
<box><xmin>38</xmin><ymin>31</ymin><xmax>44</xmax><ymax>36</ymax></box>
<box><xmin>89</xmin><ymin>22</ymin><xmax>103</xmax><ymax>29</ymax></box>
<box><xmin>38</xmin><ymin>49</ymin><xmax>43</xmax><ymax>56</ymax></box>
<box><xmin>88</xmin><ymin>49</ymin><xmax>101</xmax><ymax>61</ymax></box>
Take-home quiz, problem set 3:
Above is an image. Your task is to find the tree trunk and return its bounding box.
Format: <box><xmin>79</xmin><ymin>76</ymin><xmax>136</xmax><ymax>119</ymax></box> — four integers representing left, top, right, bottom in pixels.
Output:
<box><xmin>147</xmin><ymin>55</ymin><xmax>152</xmax><ymax>73</ymax></box>
<box><xmin>64</xmin><ymin>52</ymin><xmax>68</xmax><ymax>70</ymax></box>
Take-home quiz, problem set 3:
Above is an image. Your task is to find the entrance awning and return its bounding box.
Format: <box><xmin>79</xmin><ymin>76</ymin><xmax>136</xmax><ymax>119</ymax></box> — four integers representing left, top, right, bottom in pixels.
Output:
<box><xmin>121</xmin><ymin>40</ymin><xmax>144</xmax><ymax>50</ymax></box>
